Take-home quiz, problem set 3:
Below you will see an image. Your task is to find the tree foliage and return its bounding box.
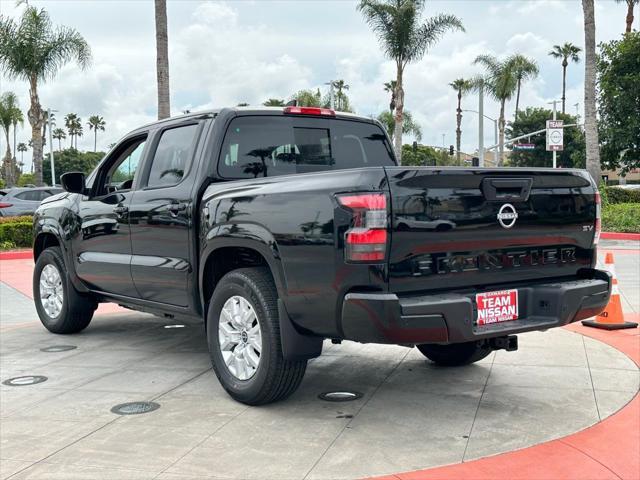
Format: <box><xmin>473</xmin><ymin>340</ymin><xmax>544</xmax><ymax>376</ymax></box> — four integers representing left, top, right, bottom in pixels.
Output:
<box><xmin>377</xmin><ymin>110</ymin><xmax>422</xmax><ymax>141</ymax></box>
<box><xmin>0</xmin><ymin>5</ymin><xmax>91</xmax><ymax>186</ymax></box>
<box><xmin>598</xmin><ymin>32</ymin><xmax>640</xmax><ymax>175</ymax></box>
<box><xmin>42</xmin><ymin>148</ymin><xmax>104</xmax><ymax>186</ymax></box>
<box><xmin>401</xmin><ymin>144</ymin><xmax>452</xmax><ymax>166</ymax></box>
<box><xmin>506</xmin><ymin>107</ymin><xmax>585</xmax><ymax>169</ymax></box>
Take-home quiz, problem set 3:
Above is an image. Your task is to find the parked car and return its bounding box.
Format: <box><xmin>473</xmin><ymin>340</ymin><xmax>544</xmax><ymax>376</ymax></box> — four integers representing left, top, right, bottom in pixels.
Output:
<box><xmin>0</xmin><ymin>187</ymin><xmax>64</xmax><ymax>217</ymax></box>
<box><xmin>32</xmin><ymin>106</ymin><xmax>611</xmax><ymax>405</ymax></box>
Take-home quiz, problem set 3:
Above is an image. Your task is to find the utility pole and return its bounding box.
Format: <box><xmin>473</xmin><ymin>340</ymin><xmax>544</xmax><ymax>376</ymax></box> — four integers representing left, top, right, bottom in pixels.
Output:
<box><xmin>48</xmin><ymin>108</ymin><xmax>56</xmax><ymax>186</ymax></box>
<box><xmin>442</xmin><ymin>133</ymin><xmax>446</xmax><ymax>148</ymax></box>
<box><xmin>548</xmin><ymin>100</ymin><xmax>559</xmax><ymax>168</ymax></box>
<box><xmin>325</xmin><ymin>81</ymin><xmax>335</xmax><ymax>109</ymax></box>
<box><xmin>478</xmin><ymin>81</ymin><xmax>484</xmax><ymax>167</ymax></box>
<box><xmin>493</xmin><ymin>119</ymin><xmax>498</xmax><ymax>166</ymax></box>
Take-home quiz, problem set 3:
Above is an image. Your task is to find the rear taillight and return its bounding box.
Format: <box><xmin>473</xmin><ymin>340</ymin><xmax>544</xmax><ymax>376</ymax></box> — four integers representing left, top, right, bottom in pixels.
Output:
<box><xmin>338</xmin><ymin>193</ymin><xmax>387</xmax><ymax>262</ymax></box>
<box><xmin>594</xmin><ymin>191</ymin><xmax>601</xmax><ymax>245</ymax></box>
<box><xmin>283</xmin><ymin>106</ymin><xmax>336</xmax><ymax>116</ymax></box>
<box><xmin>0</xmin><ymin>202</ymin><xmax>12</xmax><ymax>208</ymax></box>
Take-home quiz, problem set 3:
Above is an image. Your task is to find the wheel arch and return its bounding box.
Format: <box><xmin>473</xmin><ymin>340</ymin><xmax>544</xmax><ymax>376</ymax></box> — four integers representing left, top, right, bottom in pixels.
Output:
<box><xmin>199</xmin><ymin>235</ymin><xmax>288</xmax><ymax>314</ymax></box>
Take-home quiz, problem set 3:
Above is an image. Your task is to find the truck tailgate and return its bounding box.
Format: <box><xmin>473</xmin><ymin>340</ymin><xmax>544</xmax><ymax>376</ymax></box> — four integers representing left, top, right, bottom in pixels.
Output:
<box><xmin>385</xmin><ymin>167</ymin><xmax>598</xmax><ymax>295</ymax></box>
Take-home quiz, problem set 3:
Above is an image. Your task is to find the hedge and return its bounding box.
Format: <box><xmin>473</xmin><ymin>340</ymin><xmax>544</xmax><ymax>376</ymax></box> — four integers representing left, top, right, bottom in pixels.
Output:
<box><xmin>602</xmin><ymin>203</ymin><xmax>640</xmax><ymax>233</ymax></box>
<box><xmin>0</xmin><ymin>216</ymin><xmax>33</xmax><ymax>250</ymax></box>
<box><xmin>603</xmin><ymin>186</ymin><xmax>640</xmax><ymax>204</ymax></box>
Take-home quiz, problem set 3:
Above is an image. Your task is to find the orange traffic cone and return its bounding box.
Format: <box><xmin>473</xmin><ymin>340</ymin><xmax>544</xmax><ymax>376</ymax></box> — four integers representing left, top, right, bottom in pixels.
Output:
<box><xmin>582</xmin><ymin>252</ymin><xmax>638</xmax><ymax>330</ymax></box>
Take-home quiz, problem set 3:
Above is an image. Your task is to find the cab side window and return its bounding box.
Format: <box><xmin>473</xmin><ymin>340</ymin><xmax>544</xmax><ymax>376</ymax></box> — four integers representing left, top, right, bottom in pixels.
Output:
<box><xmin>93</xmin><ymin>136</ymin><xmax>147</xmax><ymax>197</ymax></box>
<box><xmin>146</xmin><ymin>125</ymin><xmax>199</xmax><ymax>188</ymax></box>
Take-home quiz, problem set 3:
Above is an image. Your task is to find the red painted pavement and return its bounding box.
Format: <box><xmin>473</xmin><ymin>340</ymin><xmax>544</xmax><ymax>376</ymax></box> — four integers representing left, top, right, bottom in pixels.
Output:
<box><xmin>600</xmin><ymin>232</ymin><xmax>640</xmax><ymax>241</ymax></box>
<box><xmin>0</xmin><ymin>257</ymin><xmax>124</xmax><ymax>315</ymax></box>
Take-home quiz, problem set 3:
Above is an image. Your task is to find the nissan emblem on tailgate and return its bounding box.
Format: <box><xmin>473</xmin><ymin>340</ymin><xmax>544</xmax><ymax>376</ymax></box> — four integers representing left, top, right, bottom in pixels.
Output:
<box><xmin>497</xmin><ymin>204</ymin><xmax>518</xmax><ymax>229</ymax></box>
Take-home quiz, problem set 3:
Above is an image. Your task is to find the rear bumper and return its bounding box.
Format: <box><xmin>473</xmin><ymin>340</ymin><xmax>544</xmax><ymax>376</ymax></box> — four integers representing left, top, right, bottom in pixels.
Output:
<box><xmin>340</xmin><ymin>269</ymin><xmax>612</xmax><ymax>345</ymax></box>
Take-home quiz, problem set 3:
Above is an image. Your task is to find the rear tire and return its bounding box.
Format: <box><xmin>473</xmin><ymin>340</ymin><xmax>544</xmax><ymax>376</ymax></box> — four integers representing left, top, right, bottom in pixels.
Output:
<box><xmin>417</xmin><ymin>341</ymin><xmax>491</xmax><ymax>366</ymax></box>
<box><xmin>207</xmin><ymin>267</ymin><xmax>307</xmax><ymax>405</ymax></box>
<box><xmin>33</xmin><ymin>246</ymin><xmax>97</xmax><ymax>334</ymax></box>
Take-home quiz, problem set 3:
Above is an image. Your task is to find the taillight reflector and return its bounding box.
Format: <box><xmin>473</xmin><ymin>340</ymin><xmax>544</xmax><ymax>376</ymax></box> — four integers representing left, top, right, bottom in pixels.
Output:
<box><xmin>283</xmin><ymin>106</ymin><xmax>336</xmax><ymax>116</ymax></box>
<box><xmin>0</xmin><ymin>202</ymin><xmax>13</xmax><ymax>208</ymax></box>
<box><xmin>338</xmin><ymin>193</ymin><xmax>388</xmax><ymax>263</ymax></box>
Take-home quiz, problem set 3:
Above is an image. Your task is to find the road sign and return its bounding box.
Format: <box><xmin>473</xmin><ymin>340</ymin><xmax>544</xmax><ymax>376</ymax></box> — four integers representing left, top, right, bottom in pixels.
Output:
<box><xmin>513</xmin><ymin>143</ymin><xmax>535</xmax><ymax>151</ymax></box>
<box><xmin>546</xmin><ymin>120</ymin><xmax>564</xmax><ymax>151</ymax></box>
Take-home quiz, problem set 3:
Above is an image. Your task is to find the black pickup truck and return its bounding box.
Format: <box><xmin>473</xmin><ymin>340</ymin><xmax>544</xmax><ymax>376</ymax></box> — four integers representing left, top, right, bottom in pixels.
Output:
<box><xmin>33</xmin><ymin>106</ymin><xmax>611</xmax><ymax>405</ymax></box>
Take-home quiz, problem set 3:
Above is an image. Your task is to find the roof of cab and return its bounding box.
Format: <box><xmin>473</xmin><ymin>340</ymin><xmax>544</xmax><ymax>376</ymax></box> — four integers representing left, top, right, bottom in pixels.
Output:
<box><xmin>131</xmin><ymin>106</ymin><xmax>375</xmax><ymax>132</ymax></box>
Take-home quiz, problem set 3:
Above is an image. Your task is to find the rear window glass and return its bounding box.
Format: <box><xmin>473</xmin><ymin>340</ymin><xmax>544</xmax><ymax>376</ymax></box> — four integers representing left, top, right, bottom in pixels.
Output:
<box><xmin>219</xmin><ymin>116</ymin><xmax>394</xmax><ymax>178</ymax></box>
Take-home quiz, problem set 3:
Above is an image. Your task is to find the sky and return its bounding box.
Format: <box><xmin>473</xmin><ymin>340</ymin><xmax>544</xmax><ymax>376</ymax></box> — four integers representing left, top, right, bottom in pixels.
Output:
<box><xmin>0</xmin><ymin>0</ymin><xmax>634</xmax><ymax>171</ymax></box>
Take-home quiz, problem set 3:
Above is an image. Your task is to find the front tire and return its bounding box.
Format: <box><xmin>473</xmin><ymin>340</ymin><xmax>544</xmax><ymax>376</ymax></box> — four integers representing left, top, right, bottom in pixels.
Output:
<box><xmin>417</xmin><ymin>341</ymin><xmax>492</xmax><ymax>366</ymax></box>
<box><xmin>207</xmin><ymin>267</ymin><xmax>307</xmax><ymax>405</ymax></box>
<box><xmin>33</xmin><ymin>246</ymin><xmax>97</xmax><ymax>334</ymax></box>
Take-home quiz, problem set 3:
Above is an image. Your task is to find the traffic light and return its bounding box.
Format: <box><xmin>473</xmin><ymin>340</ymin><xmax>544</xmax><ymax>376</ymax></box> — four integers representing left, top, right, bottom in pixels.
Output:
<box><xmin>449</xmin><ymin>145</ymin><xmax>454</xmax><ymax>156</ymax></box>
<box><xmin>472</xmin><ymin>157</ymin><xmax>479</xmax><ymax>167</ymax></box>
<box><xmin>412</xmin><ymin>141</ymin><xmax>418</xmax><ymax>153</ymax></box>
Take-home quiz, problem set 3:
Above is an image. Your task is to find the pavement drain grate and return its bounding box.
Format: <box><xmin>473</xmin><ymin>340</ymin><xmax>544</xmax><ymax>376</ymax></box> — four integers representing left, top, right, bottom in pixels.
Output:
<box><xmin>40</xmin><ymin>345</ymin><xmax>77</xmax><ymax>353</ymax></box>
<box><xmin>2</xmin><ymin>375</ymin><xmax>48</xmax><ymax>386</ymax></box>
<box><xmin>318</xmin><ymin>391</ymin><xmax>363</xmax><ymax>402</ymax></box>
<box><xmin>110</xmin><ymin>401</ymin><xmax>160</xmax><ymax>415</ymax></box>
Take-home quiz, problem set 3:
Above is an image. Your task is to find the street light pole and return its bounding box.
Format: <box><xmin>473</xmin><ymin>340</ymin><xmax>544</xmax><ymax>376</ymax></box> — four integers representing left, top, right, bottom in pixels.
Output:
<box><xmin>464</xmin><ymin>109</ymin><xmax>498</xmax><ymax>166</ymax></box>
<box><xmin>47</xmin><ymin>108</ymin><xmax>56</xmax><ymax>186</ymax></box>
<box><xmin>548</xmin><ymin>100</ymin><xmax>559</xmax><ymax>168</ymax></box>
<box><xmin>478</xmin><ymin>82</ymin><xmax>484</xmax><ymax>167</ymax></box>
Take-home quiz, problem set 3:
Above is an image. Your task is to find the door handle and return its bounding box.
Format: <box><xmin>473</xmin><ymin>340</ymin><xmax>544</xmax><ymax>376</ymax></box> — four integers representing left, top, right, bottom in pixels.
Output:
<box><xmin>168</xmin><ymin>202</ymin><xmax>187</xmax><ymax>214</ymax></box>
<box><xmin>113</xmin><ymin>205</ymin><xmax>128</xmax><ymax>215</ymax></box>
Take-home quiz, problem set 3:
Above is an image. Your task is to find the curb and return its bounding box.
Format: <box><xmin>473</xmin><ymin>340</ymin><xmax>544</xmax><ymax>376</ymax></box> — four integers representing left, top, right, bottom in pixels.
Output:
<box><xmin>0</xmin><ymin>249</ymin><xmax>33</xmax><ymax>260</ymax></box>
<box><xmin>601</xmin><ymin>232</ymin><xmax>640</xmax><ymax>241</ymax></box>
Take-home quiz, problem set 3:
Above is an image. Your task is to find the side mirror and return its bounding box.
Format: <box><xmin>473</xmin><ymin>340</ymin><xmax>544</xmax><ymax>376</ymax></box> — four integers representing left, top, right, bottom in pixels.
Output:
<box><xmin>60</xmin><ymin>171</ymin><xmax>86</xmax><ymax>194</ymax></box>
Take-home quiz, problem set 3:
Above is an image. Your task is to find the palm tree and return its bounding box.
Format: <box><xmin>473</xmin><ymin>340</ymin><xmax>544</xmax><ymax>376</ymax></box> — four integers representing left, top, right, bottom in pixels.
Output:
<box><xmin>511</xmin><ymin>54</ymin><xmax>539</xmax><ymax>118</ymax></box>
<box><xmin>65</xmin><ymin>113</ymin><xmax>80</xmax><ymax>148</ymax></box>
<box><xmin>549</xmin><ymin>43</ymin><xmax>581</xmax><ymax>114</ymax></box>
<box><xmin>74</xmin><ymin>123</ymin><xmax>84</xmax><ymax>150</ymax></box>
<box><xmin>449</xmin><ymin>78</ymin><xmax>472</xmax><ymax>165</ymax></box>
<box><xmin>377</xmin><ymin>110</ymin><xmax>422</xmax><ymax>142</ymax></box>
<box><xmin>263</xmin><ymin>99</ymin><xmax>285</xmax><ymax>107</ymax></box>
<box><xmin>332</xmin><ymin>80</ymin><xmax>350</xmax><ymax>110</ymax></box>
<box><xmin>473</xmin><ymin>54</ymin><xmax>519</xmax><ymax>165</ymax></box>
<box><xmin>87</xmin><ymin>115</ymin><xmax>106</xmax><ymax>152</ymax></box>
<box><xmin>0</xmin><ymin>92</ymin><xmax>22</xmax><ymax>185</ymax></box>
<box><xmin>52</xmin><ymin>128</ymin><xmax>66</xmax><ymax>151</ymax></box>
<box><xmin>17</xmin><ymin>142</ymin><xmax>27</xmax><ymax>164</ymax></box>
<box><xmin>383</xmin><ymin>80</ymin><xmax>397</xmax><ymax>112</ymax></box>
<box><xmin>358</xmin><ymin>0</ymin><xmax>464</xmax><ymax>163</ymax></box>
<box><xmin>155</xmin><ymin>0</ymin><xmax>170</xmax><ymax>119</ymax></box>
<box><xmin>0</xmin><ymin>5</ymin><xmax>91</xmax><ymax>186</ymax></box>
<box><xmin>582</xmin><ymin>0</ymin><xmax>601</xmax><ymax>182</ymax></box>
<box><xmin>615</xmin><ymin>0</ymin><xmax>638</xmax><ymax>33</ymax></box>
<box><xmin>11</xmin><ymin>103</ymin><xmax>24</xmax><ymax>173</ymax></box>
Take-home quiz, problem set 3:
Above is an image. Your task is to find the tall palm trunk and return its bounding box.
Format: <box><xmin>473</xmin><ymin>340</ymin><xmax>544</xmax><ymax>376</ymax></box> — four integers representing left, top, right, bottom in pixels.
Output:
<box><xmin>583</xmin><ymin>0</ymin><xmax>601</xmax><ymax>183</ymax></box>
<box><xmin>561</xmin><ymin>60</ymin><xmax>568</xmax><ymax>113</ymax></box>
<box><xmin>3</xmin><ymin>130</ymin><xmax>12</xmax><ymax>185</ymax></box>
<box><xmin>498</xmin><ymin>100</ymin><xmax>506</xmax><ymax>167</ymax></box>
<box><xmin>27</xmin><ymin>76</ymin><xmax>44</xmax><ymax>186</ymax></box>
<box><xmin>155</xmin><ymin>0</ymin><xmax>171</xmax><ymax>120</ymax></box>
<box><xmin>58</xmin><ymin>138</ymin><xmax>62</xmax><ymax>152</ymax></box>
<box><xmin>455</xmin><ymin>90</ymin><xmax>462</xmax><ymax>165</ymax></box>
<box><xmin>393</xmin><ymin>64</ymin><xmax>404</xmax><ymax>164</ymax></box>
<box><xmin>625</xmin><ymin>1</ymin><xmax>634</xmax><ymax>32</ymax></box>
<box><xmin>514</xmin><ymin>78</ymin><xmax>522</xmax><ymax>119</ymax></box>
<box><xmin>94</xmin><ymin>130</ymin><xmax>97</xmax><ymax>152</ymax></box>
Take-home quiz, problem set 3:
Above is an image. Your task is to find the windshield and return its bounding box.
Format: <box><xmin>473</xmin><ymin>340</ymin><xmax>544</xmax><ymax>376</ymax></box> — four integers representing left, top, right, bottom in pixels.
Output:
<box><xmin>219</xmin><ymin>116</ymin><xmax>395</xmax><ymax>178</ymax></box>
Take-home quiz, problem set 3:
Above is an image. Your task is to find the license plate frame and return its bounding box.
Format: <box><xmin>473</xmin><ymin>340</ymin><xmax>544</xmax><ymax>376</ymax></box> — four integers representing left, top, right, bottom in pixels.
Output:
<box><xmin>476</xmin><ymin>289</ymin><xmax>519</xmax><ymax>326</ymax></box>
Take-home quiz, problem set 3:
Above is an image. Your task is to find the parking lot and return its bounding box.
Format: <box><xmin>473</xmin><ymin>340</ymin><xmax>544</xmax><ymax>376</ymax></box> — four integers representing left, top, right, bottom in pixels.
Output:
<box><xmin>1</xmin><ymin>240</ymin><xmax>638</xmax><ymax>480</ymax></box>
